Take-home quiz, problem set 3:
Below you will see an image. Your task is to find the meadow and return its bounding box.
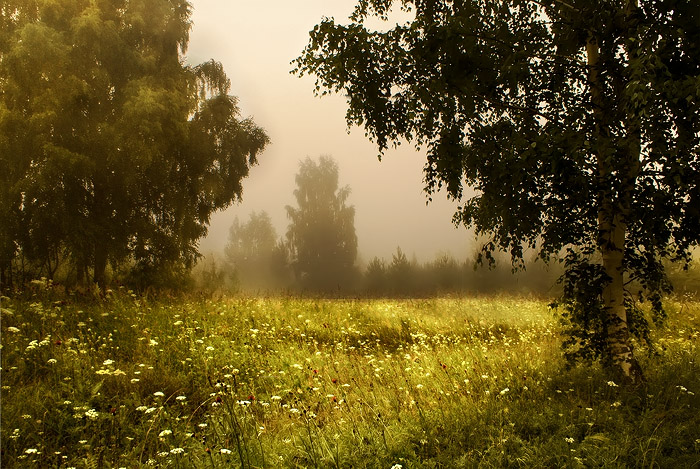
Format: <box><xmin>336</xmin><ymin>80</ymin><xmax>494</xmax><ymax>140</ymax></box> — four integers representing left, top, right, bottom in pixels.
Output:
<box><xmin>1</xmin><ymin>284</ymin><xmax>699</xmax><ymax>468</ymax></box>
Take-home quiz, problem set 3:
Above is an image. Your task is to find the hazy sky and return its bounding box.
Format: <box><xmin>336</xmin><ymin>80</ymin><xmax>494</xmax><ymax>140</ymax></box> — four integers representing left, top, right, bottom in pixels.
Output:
<box><xmin>187</xmin><ymin>1</ymin><xmax>475</xmax><ymax>263</ymax></box>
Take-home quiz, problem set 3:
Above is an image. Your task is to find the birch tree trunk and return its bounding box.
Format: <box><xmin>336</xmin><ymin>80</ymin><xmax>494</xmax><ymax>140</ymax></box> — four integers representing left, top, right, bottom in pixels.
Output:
<box><xmin>587</xmin><ymin>14</ymin><xmax>642</xmax><ymax>383</ymax></box>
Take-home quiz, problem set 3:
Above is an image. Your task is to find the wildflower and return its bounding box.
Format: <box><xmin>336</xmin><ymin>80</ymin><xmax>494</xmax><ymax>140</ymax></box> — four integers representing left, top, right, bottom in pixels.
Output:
<box><xmin>607</xmin><ymin>381</ymin><xmax>618</xmax><ymax>387</ymax></box>
<box><xmin>564</xmin><ymin>437</ymin><xmax>575</xmax><ymax>444</ymax></box>
<box><xmin>6</xmin><ymin>326</ymin><xmax>20</xmax><ymax>333</ymax></box>
<box><xmin>130</xmin><ymin>378</ymin><xmax>140</xmax><ymax>383</ymax></box>
<box><xmin>500</xmin><ymin>388</ymin><xmax>510</xmax><ymax>395</ymax></box>
<box><xmin>173</xmin><ymin>321</ymin><xmax>183</xmax><ymax>326</ymax></box>
<box><xmin>170</xmin><ymin>448</ymin><xmax>185</xmax><ymax>455</ymax></box>
<box><xmin>25</xmin><ymin>448</ymin><xmax>39</xmax><ymax>454</ymax></box>
<box><xmin>144</xmin><ymin>407</ymin><xmax>157</xmax><ymax>414</ymax></box>
<box><xmin>220</xmin><ymin>448</ymin><xmax>232</xmax><ymax>454</ymax></box>
<box><xmin>47</xmin><ymin>358</ymin><xmax>57</xmax><ymax>365</ymax></box>
<box><xmin>391</xmin><ymin>465</ymin><xmax>403</xmax><ymax>469</ymax></box>
<box><xmin>113</xmin><ymin>369</ymin><xmax>126</xmax><ymax>376</ymax></box>
<box><xmin>153</xmin><ymin>391</ymin><xmax>165</xmax><ymax>398</ymax></box>
<box><xmin>611</xmin><ymin>401</ymin><xmax>622</xmax><ymax>407</ymax></box>
<box><xmin>158</xmin><ymin>429</ymin><xmax>172</xmax><ymax>437</ymax></box>
<box><xmin>103</xmin><ymin>359</ymin><xmax>114</xmax><ymax>366</ymax></box>
<box><xmin>176</xmin><ymin>395</ymin><xmax>187</xmax><ymax>401</ymax></box>
<box><xmin>84</xmin><ymin>409</ymin><xmax>99</xmax><ymax>420</ymax></box>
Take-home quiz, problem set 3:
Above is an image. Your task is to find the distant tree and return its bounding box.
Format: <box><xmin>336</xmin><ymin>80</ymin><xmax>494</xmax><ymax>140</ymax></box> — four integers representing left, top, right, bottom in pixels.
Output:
<box><xmin>364</xmin><ymin>256</ymin><xmax>388</xmax><ymax>294</ymax></box>
<box><xmin>192</xmin><ymin>255</ymin><xmax>228</xmax><ymax>294</ymax></box>
<box><xmin>387</xmin><ymin>247</ymin><xmax>418</xmax><ymax>295</ymax></box>
<box><xmin>286</xmin><ymin>156</ymin><xmax>358</xmax><ymax>291</ymax></box>
<box><xmin>429</xmin><ymin>253</ymin><xmax>462</xmax><ymax>293</ymax></box>
<box><xmin>295</xmin><ymin>0</ymin><xmax>700</xmax><ymax>382</ymax></box>
<box><xmin>225</xmin><ymin>211</ymin><xmax>288</xmax><ymax>290</ymax></box>
<box><xmin>0</xmin><ymin>0</ymin><xmax>269</xmax><ymax>289</ymax></box>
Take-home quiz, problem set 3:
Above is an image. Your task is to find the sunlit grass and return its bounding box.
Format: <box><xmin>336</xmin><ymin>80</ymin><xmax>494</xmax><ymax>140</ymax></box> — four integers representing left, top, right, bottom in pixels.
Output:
<box><xmin>1</xmin><ymin>287</ymin><xmax>699</xmax><ymax>467</ymax></box>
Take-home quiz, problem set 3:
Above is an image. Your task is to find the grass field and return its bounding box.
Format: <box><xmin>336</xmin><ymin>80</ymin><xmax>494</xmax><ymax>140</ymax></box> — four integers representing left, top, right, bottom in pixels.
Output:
<box><xmin>1</xmin><ymin>285</ymin><xmax>699</xmax><ymax>468</ymax></box>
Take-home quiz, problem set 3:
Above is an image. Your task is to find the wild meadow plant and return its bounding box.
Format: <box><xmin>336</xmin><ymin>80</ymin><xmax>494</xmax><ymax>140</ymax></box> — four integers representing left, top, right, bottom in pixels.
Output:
<box><xmin>1</xmin><ymin>285</ymin><xmax>698</xmax><ymax>467</ymax></box>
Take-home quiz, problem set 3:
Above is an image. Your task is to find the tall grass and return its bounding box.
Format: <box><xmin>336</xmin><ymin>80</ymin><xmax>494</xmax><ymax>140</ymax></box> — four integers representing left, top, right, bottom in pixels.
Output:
<box><xmin>1</xmin><ymin>286</ymin><xmax>698</xmax><ymax>467</ymax></box>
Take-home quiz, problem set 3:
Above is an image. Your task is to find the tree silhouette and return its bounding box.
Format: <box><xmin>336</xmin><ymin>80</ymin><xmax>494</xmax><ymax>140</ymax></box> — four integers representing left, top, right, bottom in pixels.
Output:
<box><xmin>286</xmin><ymin>156</ymin><xmax>358</xmax><ymax>291</ymax></box>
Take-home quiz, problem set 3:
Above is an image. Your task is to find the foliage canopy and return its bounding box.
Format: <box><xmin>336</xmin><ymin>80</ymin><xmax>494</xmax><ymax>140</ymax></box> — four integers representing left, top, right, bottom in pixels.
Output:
<box><xmin>0</xmin><ymin>0</ymin><xmax>269</xmax><ymax>287</ymax></box>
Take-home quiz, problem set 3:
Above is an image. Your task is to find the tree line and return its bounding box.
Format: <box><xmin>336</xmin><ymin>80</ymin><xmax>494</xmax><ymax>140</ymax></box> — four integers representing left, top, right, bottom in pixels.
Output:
<box><xmin>209</xmin><ymin>155</ymin><xmax>566</xmax><ymax>297</ymax></box>
<box><xmin>208</xmin><ymin>153</ymin><xmax>700</xmax><ymax>297</ymax></box>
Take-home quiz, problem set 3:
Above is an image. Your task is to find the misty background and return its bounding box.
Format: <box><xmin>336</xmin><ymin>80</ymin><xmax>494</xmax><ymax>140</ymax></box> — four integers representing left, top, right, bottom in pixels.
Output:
<box><xmin>186</xmin><ymin>1</ymin><xmax>474</xmax><ymax>264</ymax></box>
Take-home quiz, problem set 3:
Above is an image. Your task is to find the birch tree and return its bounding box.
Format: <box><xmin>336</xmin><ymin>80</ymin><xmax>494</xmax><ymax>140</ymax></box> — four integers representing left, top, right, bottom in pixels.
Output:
<box><xmin>0</xmin><ymin>0</ymin><xmax>269</xmax><ymax>287</ymax></box>
<box><xmin>294</xmin><ymin>0</ymin><xmax>700</xmax><ymax>382</ymax></box>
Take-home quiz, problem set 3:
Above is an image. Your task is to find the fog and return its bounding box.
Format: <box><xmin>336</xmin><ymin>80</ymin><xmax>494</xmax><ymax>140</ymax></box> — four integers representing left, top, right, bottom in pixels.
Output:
<box><xmin>186</xmin><ymin>0</ymin><xmax>474</xmax><ymax>264</ymax></box>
